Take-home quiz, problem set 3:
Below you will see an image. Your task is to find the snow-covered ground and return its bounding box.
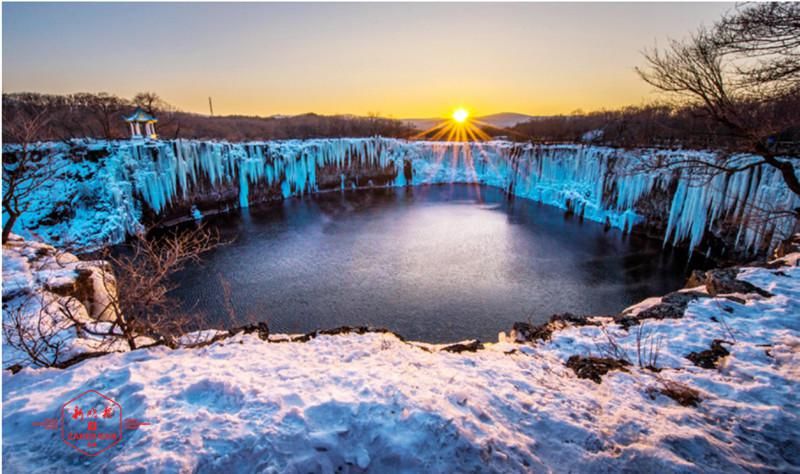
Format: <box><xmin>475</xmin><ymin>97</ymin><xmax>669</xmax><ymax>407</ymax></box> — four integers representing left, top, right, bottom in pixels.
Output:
<box><xmin>5</xmin><ymin>138</ymin><xmax>798</xmax><ymax>255</ymax></box>
<box><xmin>4</xmin><ymin>245</ymin><xmax>798</xmax><ymax>472</ymax></box>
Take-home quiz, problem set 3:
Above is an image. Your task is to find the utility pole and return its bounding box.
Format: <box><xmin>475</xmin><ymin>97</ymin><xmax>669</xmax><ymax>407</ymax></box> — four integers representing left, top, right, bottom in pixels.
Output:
<box><xmin>208</xmin><ymin>97</ymin><xmax>214</xmax><ymax>116</ymax></box>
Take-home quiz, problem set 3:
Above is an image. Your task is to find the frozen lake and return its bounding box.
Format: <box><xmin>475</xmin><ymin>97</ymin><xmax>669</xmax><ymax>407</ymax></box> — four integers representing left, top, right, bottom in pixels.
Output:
<box><xmin>169</xmin><ymin>184</ymin><xmax>700</xmax><ymax>342</ymax></box>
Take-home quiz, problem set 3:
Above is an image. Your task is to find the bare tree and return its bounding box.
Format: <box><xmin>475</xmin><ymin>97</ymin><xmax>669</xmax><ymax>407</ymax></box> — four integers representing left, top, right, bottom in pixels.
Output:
<box><xmin>133</xmin><ymin>92</ymin><xmax>168</xmax><ymax>115</ymax></box>
<box><xmin>2</xmin><ymin>292</ymin><xmax>73</xmax><ymax>368</ymax></box>
<box><xmin>70</xmin><ymin>92</ymin><xmax>129</xmax><ymax>140</ymax></box>
<box><xmin>715</xmin><ymin>2</ymin><xmax>800</xmax><ymax>94</ymax></box>
<box><xmin>91</xmin><ymin>226</ymin><xmax>220</xmax><ymax>349</ymax></box>
<box><xmin>637</xmin><ymin>2</ymin><xmax>800</xmax><ymax>207</ymax></box>
<box><xmin>133</xmin><ymin>91</ymin><xmax>183</xmax><ymax>139</ymax></box>
<box><xmin>5</xmin><ymin>92</ymin><xmax>416</xmax><ymax>142</ymax></box>
<box><xmin>4</xmin><ymin>228</ymin><xmax>218</xmax><ymax>367</ymax></box>
<box><xmin>2</xmin><ymin>108</ymin><xmax>60</xmax><ymax>243</ymax></box>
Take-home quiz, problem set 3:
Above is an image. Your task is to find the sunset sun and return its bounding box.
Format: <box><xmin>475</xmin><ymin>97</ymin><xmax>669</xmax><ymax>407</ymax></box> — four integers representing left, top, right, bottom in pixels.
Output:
<box><xmin>452</xmin><ymin>108</ymin><xmax>469</xmax><ymax>123</ymax></box>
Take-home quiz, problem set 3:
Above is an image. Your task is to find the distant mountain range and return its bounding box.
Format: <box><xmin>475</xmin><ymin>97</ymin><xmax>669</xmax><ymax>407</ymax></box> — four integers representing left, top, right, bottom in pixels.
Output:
<box><xmin>402</xmin><ymin>112</ymin><xmax>538</xmax><ymax>131</ymax></box>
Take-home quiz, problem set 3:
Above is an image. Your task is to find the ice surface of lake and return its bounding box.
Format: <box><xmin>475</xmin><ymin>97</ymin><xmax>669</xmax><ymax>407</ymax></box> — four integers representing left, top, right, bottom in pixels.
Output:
<box><xmin>170</xmin><ymin>184</ymin><xmax>699</xmax><ymax>342</ymax></box>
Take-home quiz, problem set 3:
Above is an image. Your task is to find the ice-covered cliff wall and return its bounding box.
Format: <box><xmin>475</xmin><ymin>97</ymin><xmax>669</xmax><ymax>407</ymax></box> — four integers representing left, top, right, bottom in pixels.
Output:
<box><xmin>4</xmin><ymin>138</ymin><xmax>798</xmax><ymax>255</ymax></box>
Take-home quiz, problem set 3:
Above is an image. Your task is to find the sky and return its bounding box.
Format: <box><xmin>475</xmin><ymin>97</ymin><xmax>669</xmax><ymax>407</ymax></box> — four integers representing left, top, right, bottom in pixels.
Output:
<box><xmin>3</xmin><ymin>2</ymin><xmax>734</xmax><ymax>118</ymax></box>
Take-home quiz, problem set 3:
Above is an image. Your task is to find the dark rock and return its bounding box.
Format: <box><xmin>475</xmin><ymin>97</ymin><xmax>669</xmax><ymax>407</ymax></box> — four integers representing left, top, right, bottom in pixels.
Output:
<box><xmin>686</xmin><ymin>339</ymin><xmax>731</xmax><ymax>369</ymax></box>
<box><xmin>660</xmin><ymin>290</ymin><xmax>710</xmax><ymax>309</ymax></box>
<box><xmin>290</xmin><ymin>326</ymin><xmax>404</xmax><ymax>343</ymax></box>
<box><xmin>765</xmin><ymin>260</ymin><xmax>790</xmax><ymax>270</ymax></box>
<box><xmin>617</xmin><ymin>291</ymin><xmax>709</xmax><ymax>327</ymax></box>
<box><xmin>242</xmin><ymin>321</ymin><xmax>269</xmax><ymax>341</ymax></box>
<box><xmin>566</xmin><ymin>355</ymin><xmax>630</xmax><ymax>384</ymax></box>
<box><xmin>44</xmin><ymin>268</ymin><xmax>93</xmax><ymax>300</ymax></box>
<box><xmin>685</xmin><ymin>269</ymin><xmax>707</xmax><ymax>288</ymax></box>
<box><xmin>233</xmin><ymin>322</ymin><xmax>270</xmax><ymax>341</ymax></box>
<box><xmin>549</xmin><ymin>312</ymin><xmax>599</xmax><ymax>326</ymax></box>
<box><xmin>6</xmin><ymin>364</ymin><xmax>23</xmax><ymax>374</ymax></box>
<box><xmin>511</xmin><ymin>321</ymin><xmax>553</xmax><ymax>343</ymax></box>
<box><xmin>318</xmin><ymin>325</ymin><xmax>401</xmax><ymax>340</ymax></box>
<box><xmin>615</xmin><ymin>315</ymin><xmax>640</xmax><ymax>329</ymax></box>
<box><xmin>706</xmin><ymin>268</ymin><xmax>772</xmax><ymax>297</ymax></box>
<box><xmin>686</xmin><ymin>268</ymin><xmax>772</xmax><ymax>297</ymax></box>
<box><xmin>440</xmin><ymin>340</ymin><xmax>483</xmax><ymax>353</ymax></box>
<box><xmin>510</xmin><ymin>315</ymin><xmax>598</xmax><ymax>344</ymax></box>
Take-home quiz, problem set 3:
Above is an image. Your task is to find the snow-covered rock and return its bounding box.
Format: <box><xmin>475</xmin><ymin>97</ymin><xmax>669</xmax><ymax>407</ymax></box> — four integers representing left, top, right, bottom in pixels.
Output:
<box><xmin>2</xmin><ymin>235</ymin><xmax>120</xmax><ymax>368</ymax></box>
<box><xmin>4</xmin><ymin>139</ymin><xmax>798</xmax><ymax>255</ymax></box>
<box><xmin>3</xmin><ymin>253</ymin><xmax>799</xmax><ymax>472</ymax></box>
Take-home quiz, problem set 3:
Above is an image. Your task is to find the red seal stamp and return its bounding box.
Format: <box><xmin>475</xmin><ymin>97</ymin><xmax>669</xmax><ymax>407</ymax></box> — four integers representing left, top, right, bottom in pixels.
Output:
<box><xmin>59</xmin><ymin>390</ymin><xmax>123</xmax><ymax>456</ymax></box>
<box><xmin>33</xmin><ymin>390</ymin><xmax>151</xmax><ymax>455</ymax></box>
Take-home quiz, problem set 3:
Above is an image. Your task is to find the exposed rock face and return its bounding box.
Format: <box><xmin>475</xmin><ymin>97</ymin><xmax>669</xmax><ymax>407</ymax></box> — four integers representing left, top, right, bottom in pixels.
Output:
<box><xmin>2</xmin><ymin>235</ymin><xmax>116</xmax><ymax>321</ymax></box>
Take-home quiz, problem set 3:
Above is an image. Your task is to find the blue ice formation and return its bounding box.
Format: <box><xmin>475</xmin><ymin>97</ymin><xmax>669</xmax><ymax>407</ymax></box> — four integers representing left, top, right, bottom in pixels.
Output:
<box><xmin>5</xmin><ymin>138</ymin><xmax>798</xmax><ymax>254</ymax></box>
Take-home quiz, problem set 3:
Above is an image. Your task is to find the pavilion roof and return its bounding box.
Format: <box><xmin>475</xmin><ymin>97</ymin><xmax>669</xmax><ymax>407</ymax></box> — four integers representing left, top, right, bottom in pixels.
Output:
<box><xmin>124</xmin><ymin>108</ymin><xmax>158</xmax><ymax>123</ymax></box>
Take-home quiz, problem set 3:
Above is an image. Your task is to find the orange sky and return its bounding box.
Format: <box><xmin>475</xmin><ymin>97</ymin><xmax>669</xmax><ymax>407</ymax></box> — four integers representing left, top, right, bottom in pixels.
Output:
<box><xmin>3</xmin><ymin>3</ymin><xmax>734</xmax><ymax>118</ymax></box>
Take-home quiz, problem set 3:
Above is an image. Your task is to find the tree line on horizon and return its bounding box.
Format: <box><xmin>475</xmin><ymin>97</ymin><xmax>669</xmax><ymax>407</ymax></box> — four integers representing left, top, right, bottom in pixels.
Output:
<box><xmin>508</xmin><ymin>98</ymin><xmax>799</xmax><ymax>152</ymax></box>
<box><xmin>5</xmin><ymin>90</ymin><xmax>797</xmax><ymax>153</ymax></box>
<box><xmin>1</xmin><ymin>91</ymin><xmax>418</xmax><ymax>143</ymax></box>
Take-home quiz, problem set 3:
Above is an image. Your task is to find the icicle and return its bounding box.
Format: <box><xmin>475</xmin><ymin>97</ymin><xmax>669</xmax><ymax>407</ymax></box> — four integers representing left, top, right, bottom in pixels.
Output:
<box><xmin>95</xmin><ymin>139</ymin><xmax>797</xmax><ymax>255</ymax></box>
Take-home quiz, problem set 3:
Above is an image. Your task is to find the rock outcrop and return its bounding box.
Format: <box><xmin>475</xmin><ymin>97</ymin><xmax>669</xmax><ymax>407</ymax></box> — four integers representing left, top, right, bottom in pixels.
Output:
<box><xmin>2</xmin><ymin>235</ymin><xmax>118</xmax><ymax>368</ymax></box>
